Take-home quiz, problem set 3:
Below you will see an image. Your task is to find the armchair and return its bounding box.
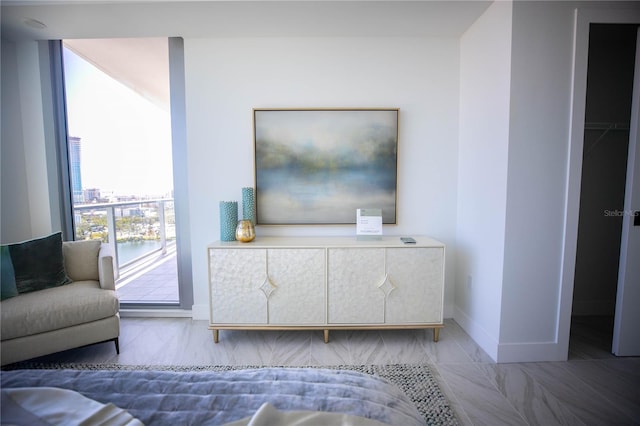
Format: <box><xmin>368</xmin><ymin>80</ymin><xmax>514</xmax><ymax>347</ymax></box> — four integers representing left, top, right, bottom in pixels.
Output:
<box><xmin>1</xmin><ymin>237</ymin><xmax>120</xmax><ymax>366</ymax></box>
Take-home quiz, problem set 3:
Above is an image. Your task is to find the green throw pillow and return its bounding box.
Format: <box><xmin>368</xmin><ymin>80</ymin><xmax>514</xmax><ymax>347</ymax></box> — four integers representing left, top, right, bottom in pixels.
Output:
<box><xmin>1</xmin><ymin>245</ymin><xmax>18</xmax><ymax>300</ymax></box>
<box><xmin>8</xmin><ymin>232</ymin><xmax>72</xmax><ymax>294</ymax></box>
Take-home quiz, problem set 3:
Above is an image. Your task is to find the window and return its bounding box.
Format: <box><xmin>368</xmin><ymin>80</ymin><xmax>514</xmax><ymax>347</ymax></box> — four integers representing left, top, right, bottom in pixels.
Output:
<box><xmin>57</xmin><ymin>38</ymin><xmax>191</xmax><ymax>309</ymax></box>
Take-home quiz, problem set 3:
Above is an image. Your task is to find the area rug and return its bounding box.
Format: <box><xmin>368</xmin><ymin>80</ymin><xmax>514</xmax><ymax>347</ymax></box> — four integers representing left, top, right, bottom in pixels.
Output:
<box><xmin>3</xmin><ymin>363</ymin><xmax>459</xmax><ymax>426</ymax></box>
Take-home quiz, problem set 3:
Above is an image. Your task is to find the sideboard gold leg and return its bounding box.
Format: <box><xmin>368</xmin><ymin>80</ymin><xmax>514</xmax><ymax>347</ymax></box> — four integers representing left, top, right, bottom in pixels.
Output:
<box><xmin>433</xmin><ymin>328</ymin><xmax>440</xmax><ymax>342</ymax></box>
<box><xmin>213</xmin><ymin>329</ymin><xmax>219</xmax><ymax>343</ymax></box>
<box><xmin>324</xmin><ymin>330</ymin><xmax>329</xmax><ymax>343</ymax></box>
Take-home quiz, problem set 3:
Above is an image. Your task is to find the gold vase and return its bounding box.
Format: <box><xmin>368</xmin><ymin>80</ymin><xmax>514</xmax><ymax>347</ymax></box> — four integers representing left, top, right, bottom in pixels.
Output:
<box><xmin>235</xmin><ymin>220</ymin><xmax>256</xmax><ymax>242</ymax></box>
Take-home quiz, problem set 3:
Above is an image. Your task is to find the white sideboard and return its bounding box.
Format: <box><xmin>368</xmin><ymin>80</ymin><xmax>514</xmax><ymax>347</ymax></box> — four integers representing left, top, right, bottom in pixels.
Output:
<box><xmin>207</xmin><ymin>236</ymin><xmax>445</xmax><ymax>343</ymax></box>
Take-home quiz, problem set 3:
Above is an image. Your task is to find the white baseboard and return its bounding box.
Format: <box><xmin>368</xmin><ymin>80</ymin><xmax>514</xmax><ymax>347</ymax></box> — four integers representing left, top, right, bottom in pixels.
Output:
<box><xmin>496</xmin><ymin>341</ymin><xmax>566</xmax><ymax>363</ymax></box>
<box><xmin>453</xmin><ymin>306</ymin><xmax>499</xmax><ymax>362</ymax></box>
<box><xmin>120</xmin><ymin>309</ymin><xmax>192</xmax><ymax>318</ymax></box>
<box><xmin>191</xmin><ymin>303</ymin><xmax>209</xmax><ymax>321</ymax></box>
<box><xmin>454</xmin><ymin>305</ymin><xmax>568</xmax><ymax>363</ymax></box>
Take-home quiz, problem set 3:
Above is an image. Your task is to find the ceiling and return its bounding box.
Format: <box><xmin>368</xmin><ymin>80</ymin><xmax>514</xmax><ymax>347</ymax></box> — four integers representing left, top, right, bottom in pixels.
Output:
<box><xmin>2</xmin><ymin>1</ymin><xmax>492</xmax><ymax>112</ymax></box>
<box><xmin>1</xmin><ymin>1</ymin><xmax>492</xmax><ymax>41</ymax></box>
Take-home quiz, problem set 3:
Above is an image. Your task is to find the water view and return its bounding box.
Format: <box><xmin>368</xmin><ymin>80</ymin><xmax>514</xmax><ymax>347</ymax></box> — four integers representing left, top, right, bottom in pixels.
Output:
<box><xmin>117</xmin><ymin>240</ymin><xmax>163</xmax><ymax>265</ymax></box>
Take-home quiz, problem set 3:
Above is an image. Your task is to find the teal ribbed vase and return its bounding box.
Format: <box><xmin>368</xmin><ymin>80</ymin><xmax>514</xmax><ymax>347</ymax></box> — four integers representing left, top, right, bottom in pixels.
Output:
<box><xmin>242</xmin><ymin>187</ymin><xmax>256</xmax><ymax>225</ymax></box>
<box><xmin>219</xmin><ymin>201</ymin><xmax>238</xmax><ymax>241</ymax></box>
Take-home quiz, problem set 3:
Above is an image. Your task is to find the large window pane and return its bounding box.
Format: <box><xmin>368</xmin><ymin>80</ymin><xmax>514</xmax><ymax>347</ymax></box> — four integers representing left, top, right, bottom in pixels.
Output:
<box><xmin>63</xmin><ymin>38</ymin><xmax>179</xmax><ymax>305</ymax></box>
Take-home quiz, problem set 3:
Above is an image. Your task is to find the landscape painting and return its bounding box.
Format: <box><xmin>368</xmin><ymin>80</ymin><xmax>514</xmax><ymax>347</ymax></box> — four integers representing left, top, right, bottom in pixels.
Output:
<box><xmin>254</xmin><ymin>108</ymin><xmax>398</xmax><ymax>225</ymax></box>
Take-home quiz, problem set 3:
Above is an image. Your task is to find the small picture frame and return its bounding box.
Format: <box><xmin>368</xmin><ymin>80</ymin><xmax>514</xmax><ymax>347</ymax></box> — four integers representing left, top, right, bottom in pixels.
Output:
<box><xmin>356</xmin><ymin>208</ymin><xmax>383</xmax><ymax>237</ymax></box>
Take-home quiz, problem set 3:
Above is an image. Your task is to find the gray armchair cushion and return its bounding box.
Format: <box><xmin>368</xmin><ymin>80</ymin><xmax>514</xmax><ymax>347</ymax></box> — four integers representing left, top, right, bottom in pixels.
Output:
<box><xmin>0</xmin><ymin>281</ymin><xmax>119</xmax><ymax>340</ymax></box>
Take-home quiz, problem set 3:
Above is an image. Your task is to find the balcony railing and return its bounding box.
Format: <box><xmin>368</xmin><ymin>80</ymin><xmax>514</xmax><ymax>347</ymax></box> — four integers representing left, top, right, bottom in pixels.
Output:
<box><xmin>73</xmin><ymin>199</ymin><xmax>175</xmax><ymax>277</ymax></box>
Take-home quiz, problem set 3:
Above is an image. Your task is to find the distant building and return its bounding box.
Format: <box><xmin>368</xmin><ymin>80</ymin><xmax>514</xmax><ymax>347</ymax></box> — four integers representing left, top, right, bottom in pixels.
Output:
<box><xmin>115</xmin><ymin>207</ymin><xmax>144</xmax><ymax>217</ymax></box>
<box><xmin>84</xmin><ymin>188</ymin><xmax>101</xmax><ymax>203</ymax></box>
<box><xmin>69</xmin><ymin>136</ymin><xmax>84</xmax><ymax>204</ymax></box>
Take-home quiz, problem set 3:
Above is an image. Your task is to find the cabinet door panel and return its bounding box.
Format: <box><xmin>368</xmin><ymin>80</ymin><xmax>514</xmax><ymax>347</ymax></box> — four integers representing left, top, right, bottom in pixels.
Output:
<box><xmin>385</xmin><ymin>248</ymin><xmax>443</xmax><ymax>323</ymax></box>
<box><xmin>267</xmin><ymin>249</ymin><xmax>325</xmax><ymax>324</ymax></box>
<box><xmin>328</xmin><ymin>248</ymin><xmax>385</xmax><ymax>324</ymax></box>
<box><xmin>210</xmin><ymin>249</ymin><xmax>267</xmax><ymax>324</ymax></box>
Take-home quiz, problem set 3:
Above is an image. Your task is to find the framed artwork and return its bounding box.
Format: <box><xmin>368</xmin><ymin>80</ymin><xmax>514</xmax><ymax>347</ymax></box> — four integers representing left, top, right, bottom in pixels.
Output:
<box><xmin>253</xmin><ymin>108</ymin><xmax>398</xmax><ymax>225</ymax></box>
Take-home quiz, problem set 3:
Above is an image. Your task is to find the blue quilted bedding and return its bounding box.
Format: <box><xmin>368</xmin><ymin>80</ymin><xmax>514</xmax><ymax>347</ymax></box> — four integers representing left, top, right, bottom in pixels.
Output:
<box><xmin>1</xmin><ymin>368</ymin><xmax>426</xmax><ymax>425</ymax></box>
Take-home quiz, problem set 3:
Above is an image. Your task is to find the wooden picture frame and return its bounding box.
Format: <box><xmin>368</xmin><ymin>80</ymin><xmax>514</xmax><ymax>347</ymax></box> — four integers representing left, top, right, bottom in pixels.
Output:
<box><xmin>253</xmin><ymin>108</ymin><xmax>398</xmax><ymax>225</ymax></box>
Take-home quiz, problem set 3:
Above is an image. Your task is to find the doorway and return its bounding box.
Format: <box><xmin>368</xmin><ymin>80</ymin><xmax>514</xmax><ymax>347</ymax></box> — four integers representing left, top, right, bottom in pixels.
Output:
<box><xmin>570</xmin><ymin>24</ymin><xmax>638</xmax><ymax>359</ymax></box>
<box><xmin>62</xmin><ymin>38</ymin><xmax>181</xmax><ymax>307</ymax></box>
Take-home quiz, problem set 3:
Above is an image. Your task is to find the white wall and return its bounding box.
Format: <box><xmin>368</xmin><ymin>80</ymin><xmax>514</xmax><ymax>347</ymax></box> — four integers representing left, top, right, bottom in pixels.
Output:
<box><xmin>1</xmin><ymin>39</ymin><xmax>32</xmax><ymax>243</ymax></box>
<box><xmin>16</xmin><ymin>41</ymin><xmax>57</xmax><ymax>239</ymax></box>
<box><xmin>184</xmin><ymin>37</ymin><xmax>461</xmax><ymax>319</ymax></box>
<box><xmin>456</xmin><ymin>0</ymin><xmax>637</xmax><ymax>363</ymax></box>
<box><xmin>456</xmin><ymin>1</ymin><xmax>512</xmax><ymax>362</ymax></box>
<box><xmin>499</xmin><ymin>1</ymin><xmax>578</xmax><ymax>362</ymax></box>
<box><xmin>1</xmin><ymin>40</ymin><xmax>57</xmax><ymax>243</ymax></box>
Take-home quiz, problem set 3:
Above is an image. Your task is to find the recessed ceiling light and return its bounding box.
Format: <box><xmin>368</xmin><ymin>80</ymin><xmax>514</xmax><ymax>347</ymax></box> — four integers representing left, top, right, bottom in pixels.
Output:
<box><xmin>23</xmin><ymin>18</ymin><xmax>47</xmax><ymax>30</ymax></box>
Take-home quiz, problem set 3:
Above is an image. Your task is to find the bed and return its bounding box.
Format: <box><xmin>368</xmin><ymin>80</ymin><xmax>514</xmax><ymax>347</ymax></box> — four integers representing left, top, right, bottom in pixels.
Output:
<box><xmin>1</xmin><ymin>367</ymin><xmax>427</xmax><ymax>425</ymax></box>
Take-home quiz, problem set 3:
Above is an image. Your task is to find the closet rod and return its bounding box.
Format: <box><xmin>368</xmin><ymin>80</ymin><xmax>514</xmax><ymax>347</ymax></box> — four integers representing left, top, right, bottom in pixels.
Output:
<box><xmin>584</xmin><ymin>122</ymin><xmax>629</xmax><ymax>130</ymax></box>
<box><xmin>584</xmin><ymin>122</ymin><xmax>630</xmax><ymax>157</ymax></box>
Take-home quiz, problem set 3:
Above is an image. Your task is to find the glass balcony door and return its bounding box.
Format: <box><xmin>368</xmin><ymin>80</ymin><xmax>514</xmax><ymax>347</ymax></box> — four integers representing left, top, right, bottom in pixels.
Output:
<box><xmin>62</xmin><ymin>38</ymin><xmax>180</xmax><ymax>306</ymax></box>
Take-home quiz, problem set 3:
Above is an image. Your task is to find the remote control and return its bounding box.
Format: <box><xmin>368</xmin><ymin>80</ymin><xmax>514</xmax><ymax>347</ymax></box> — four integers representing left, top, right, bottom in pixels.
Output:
<box><xmin>400</xmin><ymin>237</ymin><xmax>416</xmax><ymax>244</ymax></box>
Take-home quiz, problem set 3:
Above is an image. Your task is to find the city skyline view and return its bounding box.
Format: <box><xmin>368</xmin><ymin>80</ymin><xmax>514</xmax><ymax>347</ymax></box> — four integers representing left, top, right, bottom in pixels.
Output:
<box><xmin>63</xmin><ymin>44</ymin><xmax>174</xmax><ymax>199</ymax></box>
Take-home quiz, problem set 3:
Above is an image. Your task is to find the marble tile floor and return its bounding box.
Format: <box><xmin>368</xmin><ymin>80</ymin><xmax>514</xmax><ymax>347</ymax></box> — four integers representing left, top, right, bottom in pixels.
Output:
<box><xmin>9</xmin><ymin>316</ymin><xmax>639</xmax><ymax>425</ymax></box>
